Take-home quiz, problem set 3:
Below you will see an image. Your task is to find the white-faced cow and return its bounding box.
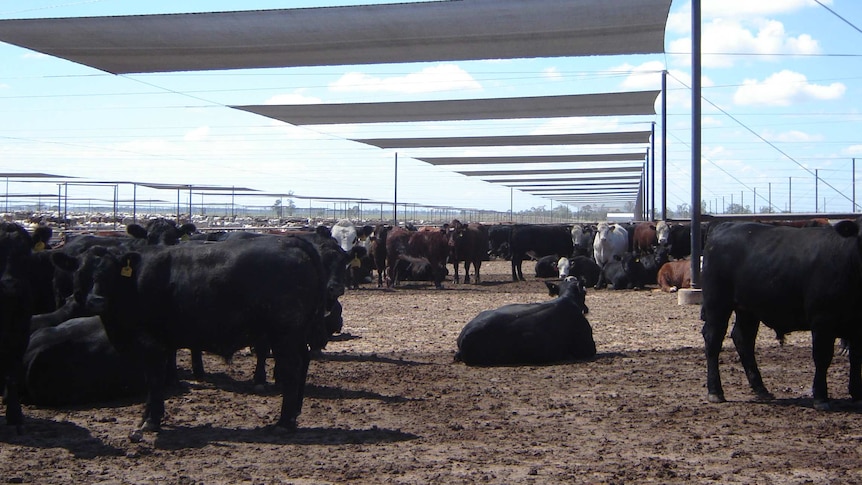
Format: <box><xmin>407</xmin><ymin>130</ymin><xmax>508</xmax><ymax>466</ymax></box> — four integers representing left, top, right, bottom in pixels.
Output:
<box><xmin>701</xmin><ymin>220</ymin><xmax>862</xmax><ymax>410</ymax></box>
<box><xmin>592</xmin><ymin>222</ymin><xmax>629</xmax><ymax>268</ymax></box>
<box><xmin>52</xmin><ymin>232</ymin><xmax>344</xmax><ymax>439</ymax></box>
<box><xmin>454</xmin><ymin>276</ymin><xmax>595</xmax><ymax>366</ymax></box>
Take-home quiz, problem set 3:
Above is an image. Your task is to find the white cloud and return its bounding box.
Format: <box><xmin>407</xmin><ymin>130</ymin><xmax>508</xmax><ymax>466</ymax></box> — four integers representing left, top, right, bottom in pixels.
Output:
<box><xmin>264</xmin><ymin>92</ymin><xmax>323</xmax><ymax>105</ymax></box>
<box><xmin>667</xmin><ymin>0</ymin><xmax>830</xmax><ymax>33</ymax></box>
<box><xmin>183</xmin><ymin>126</ymin><xmax>210</xmax><ymax>142</ymax></box>
<box><xmin>734</xmin><ymin>70</ymin><xmax>845</xmax><ymax>106</ymax></box>
<box><xmin>543</xmin><ymin>67</ymin><xmax>563</xmax><ymax>81</ymax></box>
<box><xmin>615</xmin><ymin>61</ymin><xmax>666</xmax><ymax>90</ymax></box>
<box><xmin>329</xmin><ymin>64</ymin><xmax>481</xmax><ymax>94</ymax></box>
<box><xmin>845</xmin><ymin>145</ymin><xmax>862</xmax><ymax>155</ymax></box>
<box><xmin>763</xmin><ymin>129</ymin><xmax>823</xmax><ymax>143</ymax></box>
<box><xmin>670</xmin><ymin>18</ymin><xmax>821</xmax><ymax>68</ymax></box>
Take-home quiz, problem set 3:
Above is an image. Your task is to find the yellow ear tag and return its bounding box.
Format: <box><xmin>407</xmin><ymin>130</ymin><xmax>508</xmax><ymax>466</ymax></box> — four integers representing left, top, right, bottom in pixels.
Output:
<box><xmin>349</xmin><ymin>256</ymin><xmax>362</xmax><ymax>268</ymax></box>
<box><xmin>34</xmin><ymin>241</ymin><xmax>45</xmax><ymax>252</ymax></box>
<box><xmin>181</xmin><ymin>234</ymin><xmax>190</xmax><ymax>241</ymax></box>
<box><xmin>121</xmin><ymin>260</ymin><xmax>133</xmax><ymax>278</ymax></box>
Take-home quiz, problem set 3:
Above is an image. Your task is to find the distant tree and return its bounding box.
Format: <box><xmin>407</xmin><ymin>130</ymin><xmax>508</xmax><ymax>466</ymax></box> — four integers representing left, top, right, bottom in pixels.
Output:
<box><xmin>726</xmin><ymin>203</ymin><xmax>750</xmax><ymax>214</ymax></box>
<box><xmin>272</xmin><ymin>199</ymin><xmax>283</xmax><ymax>218</ymax></box>
<box><xmin>675</xmin><ymin>203</ymin><xmax>691</xmax><ymax>219</ymax></box>
<box><xmin>759</xmin><ymin>205</ymin><xmax>775</xmax><ymax>214</ymax></box>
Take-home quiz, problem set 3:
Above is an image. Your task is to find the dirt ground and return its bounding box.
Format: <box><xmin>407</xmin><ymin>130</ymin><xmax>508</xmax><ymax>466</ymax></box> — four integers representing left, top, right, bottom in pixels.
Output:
<box><xmin>2</xmin><ymin>259</ymin><xmax>862</xmax><ymax>484</ymax></box>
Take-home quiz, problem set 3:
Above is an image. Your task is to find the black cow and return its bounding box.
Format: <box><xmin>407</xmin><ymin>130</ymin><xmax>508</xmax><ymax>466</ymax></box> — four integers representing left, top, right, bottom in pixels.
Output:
<box><xmin>370</xmin><ymin>224</ymin><xmax>389</xmax><ymax>288</ymax></box>
<box><xmin>454</xmin><ymin>276</ymin><xmax>595</xmax><ymax>366</ymax></box>
<box><xmin>595</xmin><ymin>252</ymin><xmax>647</xmax><ymax>290</ymax></box>
<box><xmin>487</xmin><ymin>224</ymin><xmax>514</xmax><ymax>260</ymax></box>
<box><xmin>448</xmin><ymin>220</ymin><xmax>489</xmax><ymax>284</ymax></box>
<box><xmin>666</xmin><ymin>223</ymin><xmax>692</xmax><ymax>260</ymax></box>
<box><xmin>640</xmin><ymin>245</ymin><xmax>670</xmax><ymax>285</ymax></box>
<box><xmin>701</xmin><ymin>220</ymin><xmax>862</xmax><ymax>410</ymax></box>
<box><xmin>0</xmin><ymin>222</ymin><xmax>36</xmax><ymax>431</ymax></box>
<box><xmin>534</xmin><ymin>255</ymin><xmax>560</xmax><ymax>278</ymax></box>
<box><xmin>566</xmin><ymin>256</ymin><xmax>602</xmax><ymax>288</ymax></box>
<box><xmin>22</xmin><ymin>315</ymin><xmax>145</xmax><ymax>406</ymax></box>
<box><xmin>509</xmin><ymin>225</ymin><xmax>574</xmax><ymax>281</ymax></box>
<box><xmin>52</xmin><ymin>233</ymin><xmax>343</xmax><ymax>438</ymax></box>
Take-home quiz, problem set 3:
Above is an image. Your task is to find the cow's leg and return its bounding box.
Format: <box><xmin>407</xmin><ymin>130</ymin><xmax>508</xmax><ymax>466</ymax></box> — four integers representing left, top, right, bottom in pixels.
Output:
<box><xmin>452</xmin><ymin>260</ymin><xmax>461</xmax><ymax>284</ymax></box>
<box><xmin>811</xmin><ymin>329</ymin><xmax>836</xmax><ymax>410</ymax></box>
<box><xmin>473</xmin><ymin>260</ymin><xmax>481</xmax><ymax>284</ymax></box>
<box><xmin>848</xmin><ymin>337</ymin><xmax>862</xmax><ymax>402</ymax></box>
<box><xmin>191</xmin><ymin>349</ymin><xmax>205</xmax><ymax>381</ymax></box>
<box><xmin>3</xmin><ymin>370</ymin><xmax>24</xmax><ymax>433</ymax></box>
<box><xmin>134</xmin><ymin>350</ymin><xmax>168</xmax><ymax>438</ymax></box>
<box><xmin>271</xmin><ymin>336</ymin><xmax>308</xmax><ymax>431</ymax></box>
<box><xmin>511</xmin><ymin>256</ymin><xmax>519</xmax><ymax>282</ymax></box>
<box><xmin>463</xmin><ymin>262</ymin><xmax>471</xmax><ymax>284</ymax></box>
<box><xmin>252</xmin><ymin>339</ymin><xmax>270</xmax><ymax>390</ymax></box>
<box><xmin>701</xmin><ymin>305</ymin><xmax>732</xmax><ymax>403</ymax></box>
<box><xmin>730</xmin><ymin>313</ymin><xmax>773</xmax><ymax>401</ymax></box>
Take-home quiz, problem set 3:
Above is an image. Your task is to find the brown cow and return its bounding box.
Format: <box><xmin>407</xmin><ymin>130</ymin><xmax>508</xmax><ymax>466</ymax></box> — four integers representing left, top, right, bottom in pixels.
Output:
<box><xmin>385</xmin><ymin>226</ymin><xmax>449</xmax><ymax>289</ymax></box>
<box><xmin>632</xmin><ymin>221</ymin><xmax>670</xmax><ymax>254</ymax></box>
<box><xmin>448</xmin><ymin>219</ymin><xmax>489</xmax><ymax>284</ymax></box>
<box><xmin>657</xmin><ymin>260</ymin><xmax>692</xmax><ymax>293</ymax></box>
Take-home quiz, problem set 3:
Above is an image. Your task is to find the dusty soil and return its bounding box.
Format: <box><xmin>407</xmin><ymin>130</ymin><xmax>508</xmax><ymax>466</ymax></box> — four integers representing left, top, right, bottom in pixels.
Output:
<box><xmin>3</xmin><ymin>260</ymin><xmax>862</xmax><ymax>484</ymax></box>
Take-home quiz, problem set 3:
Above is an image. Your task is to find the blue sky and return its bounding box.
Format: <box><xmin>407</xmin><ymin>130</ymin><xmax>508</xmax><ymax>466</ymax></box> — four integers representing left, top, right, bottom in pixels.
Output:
<box><xmin>1</xmin><ymin>0</ymin><xmax>860</xmax><ymax>216</ymax></box>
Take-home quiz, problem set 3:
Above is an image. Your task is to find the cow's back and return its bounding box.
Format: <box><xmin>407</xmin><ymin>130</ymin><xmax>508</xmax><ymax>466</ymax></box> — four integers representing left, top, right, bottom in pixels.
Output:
<box><xmin>702</xmin><ymin>222</ymin><xmax>862</xmax><ymax>329</ymax></box>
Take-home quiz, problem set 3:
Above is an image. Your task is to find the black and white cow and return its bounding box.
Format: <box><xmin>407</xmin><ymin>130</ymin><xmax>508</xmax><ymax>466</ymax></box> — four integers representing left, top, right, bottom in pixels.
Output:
<box><xmin>454</xmin><ymin>276</ymin><xmax>595</xmax><ymax>366</ymax></box>
<box><xmin>52</xmin><ymin>232</ymin><xmax>345</xmax><ymax>438</ymax></box>
<box><xmin>700</xmin><ymin>220</ymin><xmax>862</xmax><ymax>410</ymax></box>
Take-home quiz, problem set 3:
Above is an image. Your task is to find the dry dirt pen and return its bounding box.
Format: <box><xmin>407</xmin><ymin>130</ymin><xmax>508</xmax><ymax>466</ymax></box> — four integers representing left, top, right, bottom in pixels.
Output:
<box><xmin>2</xmin><ymin>259</ymin><xmax>861</xmax><ymax>484</ymax></box>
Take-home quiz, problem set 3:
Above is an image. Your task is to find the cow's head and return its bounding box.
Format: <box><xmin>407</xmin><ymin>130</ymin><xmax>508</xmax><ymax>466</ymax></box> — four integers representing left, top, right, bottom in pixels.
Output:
<box><xmin>51</xmin><ymin>246</ymin><xmax>141</xmax><ymax>315</ymax></box>
<box><xmin>0</xmin><ymin>222</ymin><xmax>35</xmax><ymax>311</ymax></box>
<box><xmin>656</xmin><ymin>220</ymin><xmax>670</xmax><ymax>246</ymax></box>
<box><xmin>546</xmin><ymin>276</ymin><xmax>589</xmax><ymax>314</ymax></box>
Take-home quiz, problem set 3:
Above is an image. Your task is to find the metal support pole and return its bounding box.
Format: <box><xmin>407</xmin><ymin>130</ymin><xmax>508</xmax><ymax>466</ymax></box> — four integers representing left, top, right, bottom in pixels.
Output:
<box><xmin>690</xmin><ymin>0</ymin><xmax>703</xmax><ymax>288</ymax></box>
<box><xmin>394</xmin><ymin>152</ymin><xmax>398</xmax><ymax>224</ymax></box>
<box><xmin>650</xmin><ymin>121</ymin><xmax>656</xmax><ymax>221</ymax></box>
<box><xmin>661</xmin><ymin>70</ymin><xmax>668</xmax><ymax>221</ymax></box>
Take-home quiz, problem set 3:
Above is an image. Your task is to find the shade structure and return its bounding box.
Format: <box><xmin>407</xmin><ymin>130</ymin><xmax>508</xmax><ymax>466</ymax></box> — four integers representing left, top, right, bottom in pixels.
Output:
<box><xmin>458</xmin><ymin>166</ymin><xmax>644</xmax><ymax>177</ymax></box>
<box><xmin>487</xmin><ymin>175</ymin><xmax>644</xmax><ymax>184</ymax></box>
<box><xmin>355</xmin><ymin>131</ymin><xmax>653</xmax><ymax>149</ymax></box>
<box><xmin>234</xmin><ymin>91</ymin><xmax>659</xmax><ymax>125</ymax></box>
<box><xmin>0</xmin><ymin>0</ymin><xmax>672</xmax><ymax>74</ymax></box>
<box><xmin>416</xmin><ymin>153</ymin><xmax>646</xmax><ymax>166</ymax></box>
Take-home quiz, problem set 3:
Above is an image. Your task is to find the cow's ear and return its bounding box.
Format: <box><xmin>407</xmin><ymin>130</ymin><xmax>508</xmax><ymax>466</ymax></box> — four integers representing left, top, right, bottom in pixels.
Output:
<box><xmin>834</xmin><ymin>220</ymin><xmax>860</xmax><ymax>238</ymax></box>
<box><xmin>31</xmin><ymin>226</ymin><xmax>52</xmax><ymax>251</ymax></box>
<box><xmin>179</xmin><ymin>223</ymin><xmax>197</xmax><ymax>235</ymax></box>
<box><xmin>119</xmin><ymin>252</ymin><xmax>143</xmax><ymax>277</ymax></box>
<box><xmin>546</xmin><ymin>281</ymin><xmax>560</xmax><ymax>296</ymax></box>
<box><xmin>127</xmin><ymin>224</ymin><xmax>147</xmax><ymax>239</ymax></box>
<box><xmin>50</xmin><ymin>252</ymin><xmax>79</xmax><ymax>272</ymax></box>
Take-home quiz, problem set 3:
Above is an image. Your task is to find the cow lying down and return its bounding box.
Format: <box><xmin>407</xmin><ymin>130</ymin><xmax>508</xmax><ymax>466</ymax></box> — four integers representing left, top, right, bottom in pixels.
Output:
<box><xmin>455</xmin><ymin>276</ymin><xmax>596</xmax><ymax>366</ymax></box>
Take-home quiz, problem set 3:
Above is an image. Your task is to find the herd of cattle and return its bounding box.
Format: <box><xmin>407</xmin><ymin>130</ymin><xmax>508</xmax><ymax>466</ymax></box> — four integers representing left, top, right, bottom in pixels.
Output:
<box><xmin>2</xmin><ymin>214</ymin><xmax>861</xmax><ymax>439</ymax></box>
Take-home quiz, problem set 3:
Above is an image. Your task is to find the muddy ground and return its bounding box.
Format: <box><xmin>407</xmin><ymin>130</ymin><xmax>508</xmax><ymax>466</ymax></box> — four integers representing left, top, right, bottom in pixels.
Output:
<box><xmin>2</xmin><ymin>259</ymin><xmax>861</xmax><ymax>484</ymax></box>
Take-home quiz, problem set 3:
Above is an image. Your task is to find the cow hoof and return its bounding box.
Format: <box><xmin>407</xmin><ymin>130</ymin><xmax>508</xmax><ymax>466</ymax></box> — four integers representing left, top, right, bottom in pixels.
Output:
<box><xmin>138</xmin><ymin>418</ymin><xmax>161</xmax><ymax>433</ymax></box>
<box><xmin>275</xmin><ymin>419</ymin><xmax>298</xmax><ymax>432</ymax></box>
<box><xmin>707</xmin><ymin>393</ymin><xmax>726</xmax><ymax>404</ymax></box>
<box><xmin>753</xmin><ymin>391</ymin><xmax>775</xmax><ymax>402</ymax></box>
<box><xmin>129</xmin><ymin>429</ymin><xmax>145</xmax><ymax>443</ymax></box>
<box><xmin>813</xmin><ymin>399</ymin><xmax>831</xmax><ymax>411</ymax></box>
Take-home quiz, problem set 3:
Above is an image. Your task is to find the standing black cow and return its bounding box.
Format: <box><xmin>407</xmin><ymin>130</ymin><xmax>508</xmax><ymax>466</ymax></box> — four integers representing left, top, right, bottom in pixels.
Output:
<box><xmin>509</xmin><ymin>225</ymin><xmax>574</xmax><ymax>282</ymax></box>
<box><xmin>0</xmin><ymin>222</ymin><xmax>36</xmax><ymax>431</ymax></box>
<box><xmin>52</xmin><ymin>233</ymin><xmax>343</xmax><ymax>438</ymax></box>
<box><xmin>701</xmin><ymin>220</ymin><xmax>862</xmax><ymax>410</ymax></box>
<box><xmin>454</xmin><ymin>276</ymin><xmax>595</xmax><ymax>366</ymax></box>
